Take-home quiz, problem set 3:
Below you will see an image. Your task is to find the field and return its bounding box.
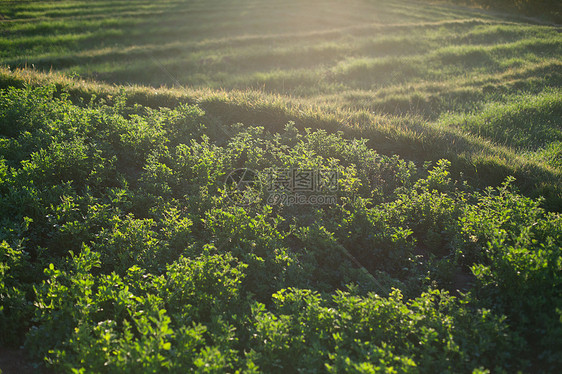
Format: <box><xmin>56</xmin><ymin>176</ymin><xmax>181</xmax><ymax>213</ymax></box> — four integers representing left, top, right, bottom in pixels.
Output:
<box><xmin>0</xmin><ymin>0</ymin><xmax>561</xmax><ymax>372</ymax></box>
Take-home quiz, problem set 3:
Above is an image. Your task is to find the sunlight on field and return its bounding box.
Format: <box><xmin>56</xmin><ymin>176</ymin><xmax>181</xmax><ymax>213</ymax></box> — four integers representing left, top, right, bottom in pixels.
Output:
<box><xmin>1</xmin><ymin>0</ymin><xmax>562</xmax><ymax>372</ymax></box>
<box><xmin>0</xmin><ymin>0</ymin><xmax>560</xmax><ymax>209</ymax></box>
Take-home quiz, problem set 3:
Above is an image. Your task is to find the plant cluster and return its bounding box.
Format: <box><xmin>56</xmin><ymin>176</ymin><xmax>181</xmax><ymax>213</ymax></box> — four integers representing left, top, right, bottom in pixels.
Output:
<box><xmin>0</xmin><ymin>85</ymin><xmax>561</xmax><ymax>372</ymax></box>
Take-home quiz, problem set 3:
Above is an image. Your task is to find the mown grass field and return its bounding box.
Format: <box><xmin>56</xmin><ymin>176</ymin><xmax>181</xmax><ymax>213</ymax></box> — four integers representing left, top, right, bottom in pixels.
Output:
<box><xmin>0</xmin><ymin>0</ymin><xmax>561</xmax><ymax>372</ymax></box>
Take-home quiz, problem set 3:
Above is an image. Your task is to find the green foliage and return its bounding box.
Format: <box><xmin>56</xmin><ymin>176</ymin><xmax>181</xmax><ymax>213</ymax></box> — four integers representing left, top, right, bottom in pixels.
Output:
<box><xmin>0</xmin><ymin>0</ymin><xmax>558</xmax><ymax>369</ymax></box>
<box><xmin>464</xmin><ymin>180</ymin><xmax>562</xmax><ymax>367</ymax></box>
<box><xmin>0</xmin><ymin>85</ymin><xmax>561</xmax><ymax>372</ymax></box>
<box><xmin>27</xmin><ymin>248</ymin><xmax>245</xmax><ymax>372</ymax></box>
<box><xmin>247</xmin><ymin>288</ymin><xmax>519</xmax><ymax>373</ymax></box>
<box><xmin>0</xmin><ymin>240</ymin><xmax>32</xmax><ymax>346</ymax></box>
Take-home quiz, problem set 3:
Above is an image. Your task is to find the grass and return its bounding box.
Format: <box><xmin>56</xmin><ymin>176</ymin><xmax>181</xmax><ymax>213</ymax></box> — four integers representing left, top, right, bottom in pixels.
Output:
<box><xmin>1</xmin><ymin>1</ymin><xmax>562</xmax><ymax>371</ymax></box>
<box><xmin>1</xmin><ymin>1</ymin><xmax>560</xmax><ymax>211</ymax></box>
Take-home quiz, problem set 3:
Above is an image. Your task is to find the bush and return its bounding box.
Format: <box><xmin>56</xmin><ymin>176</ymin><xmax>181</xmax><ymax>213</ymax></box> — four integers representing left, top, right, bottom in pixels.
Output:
<box><xmin>0</xmin><ymin>85</ymin><xmax>559</xmax><ymax>371</ymax></box>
